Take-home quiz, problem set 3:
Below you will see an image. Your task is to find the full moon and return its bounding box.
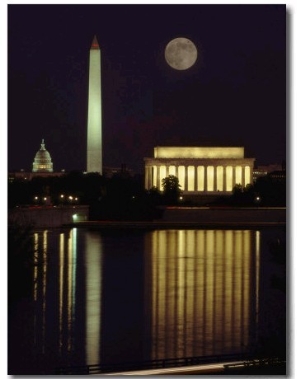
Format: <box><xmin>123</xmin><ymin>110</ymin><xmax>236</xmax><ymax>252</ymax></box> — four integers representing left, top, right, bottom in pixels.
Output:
<box><xmin>165</xmin><ymin>37</ymin><xmax>197</xmax><ymax>70</ymax></box>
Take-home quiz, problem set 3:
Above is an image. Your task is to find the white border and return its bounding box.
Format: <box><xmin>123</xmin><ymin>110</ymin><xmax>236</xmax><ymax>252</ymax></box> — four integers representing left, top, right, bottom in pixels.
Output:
<box><xmin>3</xmin><ymin>1</ymin><xmax>298</xmax><ymax>377</ymax></box>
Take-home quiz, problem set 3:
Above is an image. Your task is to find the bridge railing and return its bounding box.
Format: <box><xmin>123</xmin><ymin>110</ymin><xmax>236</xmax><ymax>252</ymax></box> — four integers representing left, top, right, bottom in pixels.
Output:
<box><xmin>55</xmin><ymin>352</ymin><xmax>257</xmax><ymax>375</ymax></box>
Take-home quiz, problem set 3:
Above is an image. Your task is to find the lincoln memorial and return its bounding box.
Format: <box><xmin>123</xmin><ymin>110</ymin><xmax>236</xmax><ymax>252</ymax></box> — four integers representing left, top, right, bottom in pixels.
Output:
<box><xmin>144</xmin><ymin>146</ymin><xmax>255</xmax><ymax>196</ymax></box>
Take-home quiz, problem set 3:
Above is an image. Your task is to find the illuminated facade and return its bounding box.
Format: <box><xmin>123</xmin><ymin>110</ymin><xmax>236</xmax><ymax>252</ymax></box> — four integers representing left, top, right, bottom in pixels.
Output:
<box><xmin>87</xmin><ymin>35</ymin><xmax>102</xmax><ymax>174</ymax></box>
<box><xmin>144</xmin><ymin>146</ymin><xmax>255</xmax><ymax>194</ymax></box>
<box><xmin>32</xmin><ymin>139</ymin><xmax>53</xmax><ymax>172</ymax></box>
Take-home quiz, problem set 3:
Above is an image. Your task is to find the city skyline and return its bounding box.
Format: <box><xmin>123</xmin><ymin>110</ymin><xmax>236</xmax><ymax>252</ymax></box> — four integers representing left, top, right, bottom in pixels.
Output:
<box><xmin>8</xmin><ymin>4</ymin><xmax>286</xmax><ymax>173</ymax></box>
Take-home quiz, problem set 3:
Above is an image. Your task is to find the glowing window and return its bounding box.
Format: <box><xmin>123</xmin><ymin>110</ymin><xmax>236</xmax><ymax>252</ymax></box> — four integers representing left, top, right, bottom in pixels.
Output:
<box><xmin>178</xmin><ymin>166</ymin><xmax>185</xmax><ymax>190</ymax></box>
<box><xmin>187</xmin><ymin>166</ymin><xmax>195</xmax><ymax>191</ymax></box>
<box><xmin>235</xmin><ymin>166</ymin><xmax>242</xmax><ymax>185</ymax></box>
<box><xmin>216</xmin><ymin>166</ymin><xmax>224</xmax><ymax>191</ymax></box>
<box><xmin>226</xmin><ymin>166</ymin><xmax>233</xmax><ymax>191</ymax></box>
<box><xmin>197</xmin><ymin>166</ymin><xmax>204</xmax><ymax>191</ymax></box>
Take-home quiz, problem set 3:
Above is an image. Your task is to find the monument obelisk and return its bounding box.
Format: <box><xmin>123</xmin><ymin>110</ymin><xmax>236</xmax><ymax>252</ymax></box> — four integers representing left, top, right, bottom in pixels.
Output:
<box><xmin>87</xmin><ymin>35</ymin><xmax>102</xmax><ymax>173</ymax></box>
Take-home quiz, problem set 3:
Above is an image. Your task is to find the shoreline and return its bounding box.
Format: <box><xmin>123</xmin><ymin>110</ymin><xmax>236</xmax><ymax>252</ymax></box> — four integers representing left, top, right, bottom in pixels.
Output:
<box><xmin>9</xmin><ymin>206</ymin><xmax>286</xmax><ymax>229</ymax></box>
<box><xmin>66</xmin><ymin>206</ymin><xmax>287</xmax><ymax>229</ymax></box>
<box><xmin>61</xmin><ymin>219</ymin><xmax>286</xmax><ymax>230</ymax></box>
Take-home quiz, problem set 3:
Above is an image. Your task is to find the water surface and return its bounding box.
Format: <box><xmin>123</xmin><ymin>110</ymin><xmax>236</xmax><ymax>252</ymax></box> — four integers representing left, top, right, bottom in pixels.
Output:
<box><xmin>8</xmin><ymin>227</ymin><xmax>286</xmax><ymax>374</ymax></box>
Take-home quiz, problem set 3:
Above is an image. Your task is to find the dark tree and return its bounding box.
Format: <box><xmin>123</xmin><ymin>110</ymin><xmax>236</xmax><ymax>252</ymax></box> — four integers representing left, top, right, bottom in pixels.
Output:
<box><xmin>161</xmin><ymin>175</ymin><xmax>182</xmax><ymax>205</ymax></box>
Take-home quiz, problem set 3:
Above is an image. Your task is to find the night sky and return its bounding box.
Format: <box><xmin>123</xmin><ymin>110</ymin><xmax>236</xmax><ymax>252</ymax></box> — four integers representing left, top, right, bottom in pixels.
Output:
<box><xmin>8</xmin><ymin>4</ymin><xmax>286</xmax><ymax>174</ymax></box>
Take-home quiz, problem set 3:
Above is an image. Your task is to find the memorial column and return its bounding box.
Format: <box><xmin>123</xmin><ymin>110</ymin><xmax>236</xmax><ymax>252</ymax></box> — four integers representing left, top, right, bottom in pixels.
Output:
<box><xmin>242</xmin><ymin>165</ymin><xmax>245</xmax><ymax>187</ymax></box>
<box><xmin>250</xmin><ymin>165</ymin><xmax>254</xmax><ymax>185</ymax></box>
<box><xmin>185</xmin><ymin>166</ymin><xmax>189</xmax><ymax>192</ymax></box>
<box><xmin>157</xmin><ymin>166</ymin><xmax>161</xmax><ymax>189</ymax></box>
<box><xmin>223</xmin><ymin>166</ymin><xmax>226</xmax><ymax>192</ymax></box>
<box><xmin>232</xmin><ymin>165</ymin><xmax>236</xmax><ymax>188</ymax></box>
<box><xmin>213</xmin><ymin>166</ymin><xmax>217</xmax><ymax>192</ymax></box>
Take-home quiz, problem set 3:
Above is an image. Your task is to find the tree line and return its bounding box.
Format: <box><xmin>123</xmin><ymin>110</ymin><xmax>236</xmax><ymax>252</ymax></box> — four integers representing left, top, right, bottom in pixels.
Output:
<box><xmin>8</xmin><ymin>170</ymin><xmax>285</xmax><ymax>220</ymax></box>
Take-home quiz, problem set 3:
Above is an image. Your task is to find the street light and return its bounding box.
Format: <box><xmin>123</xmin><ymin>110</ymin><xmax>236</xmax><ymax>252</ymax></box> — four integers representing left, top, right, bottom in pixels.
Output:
<box><xmin>254</xmin><ymin>196</ymin><xmax>261</xmax><ymax>205</ymax></box>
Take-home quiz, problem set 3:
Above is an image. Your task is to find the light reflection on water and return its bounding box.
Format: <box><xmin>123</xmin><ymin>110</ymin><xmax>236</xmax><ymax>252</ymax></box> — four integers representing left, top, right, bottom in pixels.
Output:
<box><xmin>9</xmin><ymin>227</ymin><xmax>285</xmax><ymax>374</ymax></box>
<box><xmin>85</xmin><ymin>231</ymin><xmax>102</xmax><ymax>365</ymax></box>
<box><xmin>146</xmin><ymin>230</ymin><xmax>258</xmax><ymax>360</ymax></box>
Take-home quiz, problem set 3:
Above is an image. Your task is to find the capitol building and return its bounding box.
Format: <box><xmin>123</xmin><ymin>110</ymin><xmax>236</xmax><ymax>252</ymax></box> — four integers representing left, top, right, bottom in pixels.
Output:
<box><xmin>9</xmin><ymin>139</ymin><xmax>64</xmax><ymax>182</ymax></box>
<box><xmin>32</xmin><ymin>139</ymin><xmax>54</xmax><ymax>173</ymax></box>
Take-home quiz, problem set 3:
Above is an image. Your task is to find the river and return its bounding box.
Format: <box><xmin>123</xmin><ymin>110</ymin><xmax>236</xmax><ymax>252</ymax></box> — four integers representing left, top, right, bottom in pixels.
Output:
<box><xmin>8</xmin><ymin>226</ymin><xmax>286</xmax><ymax>374</ymax></box>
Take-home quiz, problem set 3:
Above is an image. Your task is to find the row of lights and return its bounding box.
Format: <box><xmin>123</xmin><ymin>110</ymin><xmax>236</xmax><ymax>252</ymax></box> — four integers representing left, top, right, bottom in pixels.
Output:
<box><xmin>33</xmin><ymin>195</ymin><xmax>79</xmax><ymax>203</ymax></box>
<box><xmin>34</xmin><ymin>196</ymin><xmax>48</xmax><ymax>202</ymax></box>
<box><xmin>59</xmin><ymin>194</ymin><xmax>79</xmax><ymax>202</ymax></box>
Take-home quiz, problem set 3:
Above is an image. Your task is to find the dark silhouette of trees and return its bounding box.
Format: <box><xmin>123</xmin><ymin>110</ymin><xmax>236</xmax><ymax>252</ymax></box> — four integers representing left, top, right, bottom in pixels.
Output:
<box><xmin>211</xmin><ymin>172</ymin><xmax>286</xmax><ymax>207</ymax></box>
<box><xmin>254</xmin><ymin>174</ymin><xmax>285</xmax><ymax>206</ymax></box>
<box><xmin>8</xmin><ymin>169</ymin><xmax>286</xmax><ymax>220</ymax></box>
<box><xmin>161</xmin><ymin>175</ymin><xmax>182</xmax><ymax>205</ymax></box>
<box><xmin>230</xmin><ymin>183</ymin><xmax>256</xmax><ymax>206</ymax></box>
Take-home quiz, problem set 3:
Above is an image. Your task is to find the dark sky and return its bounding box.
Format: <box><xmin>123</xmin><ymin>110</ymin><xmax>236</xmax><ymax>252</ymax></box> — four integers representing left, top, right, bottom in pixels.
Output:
<box><xmin>8</xmin><ymin>4</ymin><xmax>286</xmax><ymax>174</ymax></box>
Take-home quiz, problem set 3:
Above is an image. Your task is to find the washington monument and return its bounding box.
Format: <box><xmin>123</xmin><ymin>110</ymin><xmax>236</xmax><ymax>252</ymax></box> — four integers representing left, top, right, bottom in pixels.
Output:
<box><xmin>87</xmin><ymin>35</ymin><xmax>102</xmax><ymax>173</ymax></box>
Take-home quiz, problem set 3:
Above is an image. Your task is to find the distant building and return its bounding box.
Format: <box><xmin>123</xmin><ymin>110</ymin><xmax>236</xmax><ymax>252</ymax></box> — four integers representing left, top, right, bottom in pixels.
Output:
<box><xmin>144</xmin><ymin>146</ymin><xmax>255</xmax><ymax>197</ymax></box>
<box><xmin>32</xmin><ymin>139</ymin><xmax>53</xmax><ymax>172</ymax></box>
<box><xmin>268</xmin><ymin>169</ymin><xmax>286</xmax><ymax>182</ymax></box>
<box><xmin>9</xmin><ymin>139</ymin><xmax>65</xmax><ymax>182</ymax></box>
<box><xmin>103</xmin><ymin>164</ymin><xmax>135</xmax><ymax>178</ymax></box>
<box><xmin>253</xmin><ymin>164</ymin><xmax>283</xmax><ymax>182</ymax></box>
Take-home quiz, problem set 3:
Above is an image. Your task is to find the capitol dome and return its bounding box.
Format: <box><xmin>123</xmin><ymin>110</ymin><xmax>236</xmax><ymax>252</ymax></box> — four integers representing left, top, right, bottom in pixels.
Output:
<box><xmin>32</xmin><ymin>139</ymin><xmax>53</xmax><ymax>172</ymax></box>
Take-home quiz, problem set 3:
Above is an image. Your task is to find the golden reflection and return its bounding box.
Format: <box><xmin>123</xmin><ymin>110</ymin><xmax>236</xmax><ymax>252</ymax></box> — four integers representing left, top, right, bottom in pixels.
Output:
<box><xmin>59</xmin><ymin>232</ymin><xmax>64</xmax><ymax>353</ymax></box>
<box><xmin>33</xmin><ymin>229</ymin><xmax>78</xmax><ymax>357</ymax></box>
<box><xmin>32</xmin><ymin>231</ymin><xmax>48</xmax><ymax>353</ymax></box>
<box><xmin>33</xmin><ymin>232</ymin><xmax>39</xmax><ymax>349</ymax></box>
<box><xmin>57</xmin><ymin>229</ymin><xmax>78</xmax><ymax>353</ymax></box>
<box><xmin>255</xmin><ymin>231</ymin><xmax>260</xmax><ymax>330</ymax></box>
<box><xmin>42</xmin><ymin>230</ymin><xmax>48</xmax><ymax>353</ymax></box>
<box><xmin>33</xmin><ymin>233</ymin><xmax>39</xmax><ymax>301</ymax></box>
<box><xmin>147</xmin><ymin>229</ymin><xmax>258</xmax><ymax>360</ymax></box>
<box><xmin>67</xmin><ymin>229</ymin><xmax>77</xmax><ymax>351</ymax></box>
